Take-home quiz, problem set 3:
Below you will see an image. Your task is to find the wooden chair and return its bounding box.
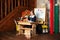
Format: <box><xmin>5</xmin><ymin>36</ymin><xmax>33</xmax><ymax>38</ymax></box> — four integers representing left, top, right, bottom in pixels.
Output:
<box><xmin>14</xmin><ymin>20</ymin><xmax>21</xmax><ymax>35</ymax></box>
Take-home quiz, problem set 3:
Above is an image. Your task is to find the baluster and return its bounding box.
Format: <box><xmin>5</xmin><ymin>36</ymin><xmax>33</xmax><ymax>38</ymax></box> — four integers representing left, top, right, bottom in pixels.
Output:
<box><xmin>26</xmin><ymin>0</ymin><xmax>28</xmax><ymax>7</ymax></box>
<box><xmin>18</xmin><ymin>0</ymin><xmax>20</xmax><ymax>6</ymax></box>
<box><xmin>11</xmin><ymin>0</ymin><xmax>13</xmax><ymax>11</ymax></box>
<box><xmin>16</xmin><ymin>0</ymin><xmax>18</xmax><ymax>7</ymax></box>
<box><xmin>21</xmin><ymin>0</ymin><xmax>23</xmax><ymax>6</ymax></box>
<box><xmin>13</xmin><ymin>0</ymin><xmax>15</xmax><ymax>9</ymax></box>
<box><xmin>5</xmin><ymin>0</ymin><xmax>7</xmax><ymax>16</ymax></box>
<box><xmin>0</xmin><ymin>0</ymin><xmax>1</xmax><ymax>20</ymax></box>
<box><xmin>20</xmin><ymin>0</ymin><xmax>22</xmax><ymax>6</ymax></box>
<box><xmin>1</xmin><ymin>0</ymin><xmax>3</xmax><ymax>19</ymax></box>
<box><xmin>23</xmin><ymin>0</ymin><xmax>24</xmax><ymax>6</ymax></box>
<box><xmin>24</xmin><ymin>0</ymin><xmax>25</xmax><ymax>6</ymax></box>
<box><xmin>15</xmin><ymin>0</ymin><xmax>16</xmax><ymax>8</ymax></box>
<box><xmin>8</xmin><ymin>0</ymin><xmax>10</xmax><ymax>13</ymax></box>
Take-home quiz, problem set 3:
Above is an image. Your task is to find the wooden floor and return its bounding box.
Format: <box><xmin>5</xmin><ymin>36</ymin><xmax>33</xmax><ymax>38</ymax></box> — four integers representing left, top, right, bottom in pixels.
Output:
<box><xmin>0</xmin><ymin>31</ymin><xmax>60</xmax><ymax>40</ymax></box>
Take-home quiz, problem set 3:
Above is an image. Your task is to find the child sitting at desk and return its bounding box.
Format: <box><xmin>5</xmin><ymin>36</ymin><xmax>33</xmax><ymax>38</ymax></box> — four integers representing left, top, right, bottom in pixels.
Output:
<box><xmin>28</xmin><ymin>10</ymin><xmax>36</xmax><ymax>22</ymax></box>
<box><xmin>22</xmin><ymin>10</ymin><xmax>36</xmax><ymax>28</ymax></box>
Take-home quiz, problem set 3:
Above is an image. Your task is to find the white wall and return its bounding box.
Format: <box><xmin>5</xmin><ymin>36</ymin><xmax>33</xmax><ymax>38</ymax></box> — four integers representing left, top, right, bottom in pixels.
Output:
<box><xmin>36</xmin><ymin>0</ymin><xmax>48</xmax><ymax>8</ymax></box>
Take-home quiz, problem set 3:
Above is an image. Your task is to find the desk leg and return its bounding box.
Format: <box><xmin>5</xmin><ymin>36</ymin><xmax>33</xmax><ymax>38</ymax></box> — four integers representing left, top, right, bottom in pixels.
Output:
<box><xmin>16</xmin><ymin>24</ymin><xmax>24</xmax><ymax>35</ymax></box>
<box><xmin>16</xmin><ymin>25</ymin><xmax>21</xmax><ymax>35</ymax></box>
<box><xmin>24</xmin><ymin>29</ymin><xmax>31</xmax><ymax>39</ymax></box>
<box><xmin>32</xmin><ymin>24</ymin><xmax>36</xmax><ymax>36</ymax></box>
<box><xmin>19</xmin><ymin>25</ymin><xmax>24</xmax><ymax>35</ymax></box>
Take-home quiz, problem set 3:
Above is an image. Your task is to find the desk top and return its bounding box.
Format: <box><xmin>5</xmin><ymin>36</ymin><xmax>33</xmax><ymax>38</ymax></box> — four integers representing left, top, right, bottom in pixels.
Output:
<box><xmin>17</xmin><ymin>21</ymin><xmax>43</xmax><ymax>25</ymax></box>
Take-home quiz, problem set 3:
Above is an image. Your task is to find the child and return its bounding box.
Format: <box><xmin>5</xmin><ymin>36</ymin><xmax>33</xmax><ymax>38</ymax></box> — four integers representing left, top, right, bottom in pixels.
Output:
<box><xmin>28</xmin><ymin>10</ymin><xmax>36</xmax><ymax>22</ymax></box>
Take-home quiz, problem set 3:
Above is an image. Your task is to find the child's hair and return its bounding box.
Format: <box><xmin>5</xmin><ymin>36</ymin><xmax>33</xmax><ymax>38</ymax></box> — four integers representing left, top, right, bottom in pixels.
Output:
<box><xmin>30</xmin><ymin>10</ymin><xmax>35</xmax><ymax>15</ymax></box>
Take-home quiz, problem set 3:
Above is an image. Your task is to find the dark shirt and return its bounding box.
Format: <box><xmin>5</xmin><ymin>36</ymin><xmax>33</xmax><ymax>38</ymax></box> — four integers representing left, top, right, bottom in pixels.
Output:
<box><xmin>28</xmin><ymin>15</ymin><xmax>36</xmax><ymax>22</ymax></box>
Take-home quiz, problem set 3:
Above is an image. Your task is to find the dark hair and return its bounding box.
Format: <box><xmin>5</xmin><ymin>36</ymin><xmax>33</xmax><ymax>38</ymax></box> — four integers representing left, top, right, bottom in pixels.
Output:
<box><xmin>30</xmin><ymin>10</ymin><xmax>35</xmax><ymax>15</ymax></box>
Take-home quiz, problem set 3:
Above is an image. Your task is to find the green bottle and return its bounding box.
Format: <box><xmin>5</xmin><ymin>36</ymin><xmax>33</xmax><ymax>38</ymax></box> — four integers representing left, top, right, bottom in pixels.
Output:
<box><xmin>54</xmin><ymin>3</ymin><xmax>59</xmax><ymax>34</ymax></box>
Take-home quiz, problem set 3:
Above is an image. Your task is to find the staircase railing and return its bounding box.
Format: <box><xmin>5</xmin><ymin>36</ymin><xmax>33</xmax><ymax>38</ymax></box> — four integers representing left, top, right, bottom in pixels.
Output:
<box><xmin>0</xmin><ymin>0</ymin><xmax>28</xmax><ymax>21</ymax></box>
<box><xmin>0</xmin><ymin>0</ymin><xmax>29</xmax><ymax>32</ymax></box>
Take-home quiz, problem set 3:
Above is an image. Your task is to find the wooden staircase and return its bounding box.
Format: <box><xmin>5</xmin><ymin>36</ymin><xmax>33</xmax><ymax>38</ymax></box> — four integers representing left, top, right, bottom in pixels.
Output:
<box><xmin>0</xmin><ymin>0</ymin><xmax>36</xmax><ymax>32</ymax></box>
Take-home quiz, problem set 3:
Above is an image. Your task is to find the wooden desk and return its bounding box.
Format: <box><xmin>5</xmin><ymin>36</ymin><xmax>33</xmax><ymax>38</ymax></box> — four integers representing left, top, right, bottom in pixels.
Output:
<box><xmin>17</xmin><ymin>21</ymin><xmax>37</xmax><ymax>36</ymax></box>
